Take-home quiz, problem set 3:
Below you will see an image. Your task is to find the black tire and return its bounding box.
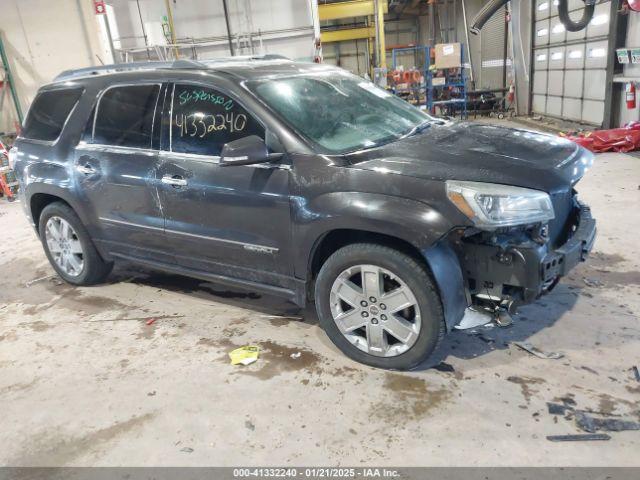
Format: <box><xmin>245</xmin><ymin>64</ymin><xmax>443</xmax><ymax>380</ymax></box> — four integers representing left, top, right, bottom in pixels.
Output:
<box><xmin>314</xmin><ymin>243</ymin><xmax>445</xmax><ymax>370</ymax></box>
<box><xmin>38</xmin><ymin>201</ymin><xmax>113</xmax><ymax>285</ymax></box>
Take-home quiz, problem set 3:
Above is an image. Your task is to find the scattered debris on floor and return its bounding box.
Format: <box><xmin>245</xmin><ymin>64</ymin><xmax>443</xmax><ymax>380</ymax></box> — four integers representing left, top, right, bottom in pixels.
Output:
<box><xmin>180</xmin><ymin>447</ymin><xmax>194</xmax><ymax>453</ymax></box>
<box><xmin>583</xmin><ymin>277</ymin><xmax>604</xmax><ymax>288</ymax></box>
<box><xmin>547</xmin><ymin>433</ymin><xmax>611</xmax><ymax>442</ymax></box>
<box><xmin>632</xmin><ymin>366</ymin><xmax>640</xmax><ymax>382</ymax></box>
<box><xmin>547</xmin><ymin>402</ymin><xmax>571</xmax><ymax>416</ymax></box>
<box><xmin>229</xmin><ymin>345</ymin><xmax>260</xmax><ymax>366</ymax></box>
<box><xmin>145</xmin><ymin>318</ymin><xmax>156</xmax><ymax>326</ymax></box>
<box><xmin>147</xmin><ymin>391</ymin><xmax>156</xmax><ymax>396</ymax></box>
<box><xmin>290</xmin><ymin>352</ymin><xmax>301</xmax><ymax>359</ymax></box>
<box><xmin>433</xmin><ymin>362</ymin><xmax>456</xmax><ymax>373</ymax></box>
<box><xmin>574</xmin><ymin>411</ymin><xmax>640</xmax><ymax>433</ymax></box>
<box><xmin>513</xmin><ymin>341</ymin><xmax>564</xmax><ymax>360</ymax></box>
<box><xmin>24</xmin><ymin>273</ymin><xmax>55</xmax><ymax>287</ymax></box>
<box><xmin>495</xmin><ymin>310</ymin><xmax>513</xmax><ymax>327</ymax></box>
<box><xmin>547</xmin><ymin>398</ymin><xmax>640</xmax><ymax>434</ymax></box>
<box><xmin>454</xmin><ymin>307</ymin><xmax>493</xmax><ymax>330</ymax></box>
<box><xmin>259</xmin><ymin>314</ymin><xmax>303</xmax><ymax>321</ymax></box>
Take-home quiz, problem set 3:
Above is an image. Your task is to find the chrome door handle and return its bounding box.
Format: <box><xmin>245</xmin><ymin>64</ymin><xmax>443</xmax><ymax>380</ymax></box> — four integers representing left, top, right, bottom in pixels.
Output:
<box><xmin>161</xmin><ymin>175</ymin><xmax>187</xmax><ymax>187</ymax></box>
<box><xmin>76</xmin><ymin>164</ymin><xmax>97</xmax><ymax>175</ymax></box>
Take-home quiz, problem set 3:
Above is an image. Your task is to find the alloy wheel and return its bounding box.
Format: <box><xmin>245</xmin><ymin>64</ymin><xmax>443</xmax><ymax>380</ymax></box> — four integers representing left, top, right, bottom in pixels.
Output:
<box><xmin>45</xmin><ymin>216</ymin><xmax>84</xmax><ymax>277</ymax></box>
<box><xmin>329</xmin><ymin>264</ymin><xmax>422</xmax><ymax>357</ymax></box>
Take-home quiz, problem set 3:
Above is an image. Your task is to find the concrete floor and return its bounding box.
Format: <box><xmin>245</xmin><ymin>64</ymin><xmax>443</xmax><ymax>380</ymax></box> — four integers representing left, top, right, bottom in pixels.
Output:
<box><xmin>1</xmin><ymin>123</ymin><xmax>639</xmax><ymax>466</ymax></box>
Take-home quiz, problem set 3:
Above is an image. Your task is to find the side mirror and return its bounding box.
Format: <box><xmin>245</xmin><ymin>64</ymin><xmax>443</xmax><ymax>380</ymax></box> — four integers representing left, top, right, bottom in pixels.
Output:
<box><xmin>220</xmin><ymin>135</ymin><xmax>282</xmax><ymax>166</ymax></box>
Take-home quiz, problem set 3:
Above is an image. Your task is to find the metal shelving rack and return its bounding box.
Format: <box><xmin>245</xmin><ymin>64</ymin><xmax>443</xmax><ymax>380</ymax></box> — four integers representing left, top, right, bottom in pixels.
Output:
<box><xmin>391</xmin><ymin>46</ymin><xmax>430</xmax><ymax>108</ymax></box>
<box><xmin>426</xmin><ymin>43</ymin><xmax>468</xmax><ymax>119</ymax></box>
<box><xmin>0</xmin><ymin>32</ymin><xmax>23</xmax><ymax>128</ymax></box>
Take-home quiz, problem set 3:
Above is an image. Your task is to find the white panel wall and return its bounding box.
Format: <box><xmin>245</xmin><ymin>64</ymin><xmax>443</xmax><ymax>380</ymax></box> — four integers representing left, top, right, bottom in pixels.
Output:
<box><xmin>0</xmin><ymin>0</ymin><xmax>106</xmax><ymax>132</ymax></box>
<box><xmin>109</xmin><ymin>0</ymin><xmax>315</xmax><ymax>61</ymax></box>
<box><xmin>532</xmin><ymin>0</ymin><xmax>611</xmax><ymax>125</ymax></box>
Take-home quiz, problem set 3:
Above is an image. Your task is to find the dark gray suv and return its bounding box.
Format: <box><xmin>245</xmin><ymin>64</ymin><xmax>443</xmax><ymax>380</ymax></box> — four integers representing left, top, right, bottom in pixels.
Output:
<box><xmin>12</xmin><ymin>57</ymin><xmax>596</xmax><ymax>369</ymax></box>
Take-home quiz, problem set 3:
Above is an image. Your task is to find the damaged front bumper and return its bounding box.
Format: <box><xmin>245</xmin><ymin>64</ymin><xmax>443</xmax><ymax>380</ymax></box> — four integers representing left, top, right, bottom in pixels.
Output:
<box><xmin>457</xmin><ymin>202</ymin><xmax>596</xmax><ymax>309</ymax></box>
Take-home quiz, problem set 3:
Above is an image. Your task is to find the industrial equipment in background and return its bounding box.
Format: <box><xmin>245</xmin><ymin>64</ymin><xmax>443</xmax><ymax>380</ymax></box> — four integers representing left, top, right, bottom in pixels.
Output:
<box><xmin>471</xmin><ymin>0</ymin><xmax>602</xmax><ymax>35</ymax></box>
<box><xmin>0</xmin><ymin>140</ymin><xmax>17</xmax><ymax>202</ymax></box>
<box><xmin>0</xmin><ymin>32</ymin><xmax>23</xmax><ymax>134</ymax></box>
<box><xmin>427</xmin><ymin>42</ymin><xmax>469</xmax><ymax>118</ymax></box>
<box><xmin>389</xmin><ymin>46</ymin><xmax>428</xmax><ymax>107</ymax></box>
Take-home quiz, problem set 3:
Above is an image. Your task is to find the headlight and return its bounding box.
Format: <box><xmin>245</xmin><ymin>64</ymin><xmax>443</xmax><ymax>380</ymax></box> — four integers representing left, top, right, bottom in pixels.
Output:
<box><xmin>446</xmin><ymin>180</ymin><xmax>554</xmax><ymax>229</ymax></box>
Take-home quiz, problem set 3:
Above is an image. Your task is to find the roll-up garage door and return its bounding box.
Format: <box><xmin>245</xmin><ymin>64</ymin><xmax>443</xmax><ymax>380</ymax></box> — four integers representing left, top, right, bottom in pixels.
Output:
<box><xmin>532</xmin><ymin>0</ymin><xmax>611</xmax><ymax>125</ymax></box>
<box><xmin>480</xmin><ymin>7</ymin><xmax>508</xmax><ymax>90</ymax></box>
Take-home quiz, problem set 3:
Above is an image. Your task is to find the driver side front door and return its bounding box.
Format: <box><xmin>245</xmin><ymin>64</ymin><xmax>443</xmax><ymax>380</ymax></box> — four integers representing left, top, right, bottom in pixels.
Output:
<box><xmin>156</xmin><ymin>83</ymin><xmax>294</xmax><ymax>291</ymax></box>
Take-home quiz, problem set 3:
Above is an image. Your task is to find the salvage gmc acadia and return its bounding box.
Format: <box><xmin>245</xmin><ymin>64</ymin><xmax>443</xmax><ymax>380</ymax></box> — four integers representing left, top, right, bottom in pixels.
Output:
<box><xmin>12</xmin><ymin>57</ymin><xmax>596</xmax><ymax>369</ymax></box>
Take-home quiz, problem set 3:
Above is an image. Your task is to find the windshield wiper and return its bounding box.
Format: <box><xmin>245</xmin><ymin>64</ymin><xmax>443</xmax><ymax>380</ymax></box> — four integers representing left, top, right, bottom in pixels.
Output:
<box><xmin>402</xmin><ymin>120</ymin><xmax>432</xmax><ymax>138</ymax></box>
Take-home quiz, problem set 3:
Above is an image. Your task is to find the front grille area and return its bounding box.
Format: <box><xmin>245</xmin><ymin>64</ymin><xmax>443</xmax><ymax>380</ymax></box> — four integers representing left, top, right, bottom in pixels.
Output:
<box><xmin>548</xmin><ymin>189</ymin><xmax>576</xmax><ymax>247</ymax></box>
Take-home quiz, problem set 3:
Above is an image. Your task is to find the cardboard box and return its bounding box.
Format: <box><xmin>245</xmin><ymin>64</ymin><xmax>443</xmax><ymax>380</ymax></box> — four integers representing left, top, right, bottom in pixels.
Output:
<box><xmin>435</xmin><ymin>43</ymin><xmax>462</xmax><ymax>69</ymax></box>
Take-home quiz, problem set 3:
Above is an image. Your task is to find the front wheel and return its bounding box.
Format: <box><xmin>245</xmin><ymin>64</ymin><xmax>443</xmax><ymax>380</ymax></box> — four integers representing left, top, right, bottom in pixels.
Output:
<box><xmin>314</xmin><ymin>243</ymin><xmax>445</xmax><ymax>370</ymax></box>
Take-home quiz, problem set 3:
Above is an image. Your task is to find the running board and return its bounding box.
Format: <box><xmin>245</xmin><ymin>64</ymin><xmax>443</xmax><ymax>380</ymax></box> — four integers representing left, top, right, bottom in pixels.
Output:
<box><xmin>110</xmin><ymin>252</ymin><xmax>304</xmax><ymax>306</ymax></box>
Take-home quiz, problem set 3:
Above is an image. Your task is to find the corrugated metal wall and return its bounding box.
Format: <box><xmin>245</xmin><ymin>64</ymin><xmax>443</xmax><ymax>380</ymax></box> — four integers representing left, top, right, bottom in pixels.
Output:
<box><xmin>479</xmin><ymin>7</ymin><xmax>508</xmax><ymax>90</ymax></box>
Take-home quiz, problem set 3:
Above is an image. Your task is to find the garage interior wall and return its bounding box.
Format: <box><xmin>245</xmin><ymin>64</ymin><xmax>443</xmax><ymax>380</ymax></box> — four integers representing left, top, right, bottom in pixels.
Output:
<box><xmin>617</xmin><ymin>10</ymin><xmax>640</xmax><ymax>126</ymax></box>
<box><xmin>109</xmin><ymin>0</ymin><xmax>315</xmax><ymax>62</ymax></box>
<box><xmin>532</xmin><ymin>0</ymin><xmax>613</xmax><ymax>126</ymax></box>
<box><xmin>0</xmin><ymin>0</ymin><xmax>106</xmax><ymax>133</ymax></box>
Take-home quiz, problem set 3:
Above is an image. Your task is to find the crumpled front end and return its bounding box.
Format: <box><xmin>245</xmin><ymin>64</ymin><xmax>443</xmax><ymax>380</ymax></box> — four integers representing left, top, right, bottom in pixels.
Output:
<box><xmin>453</xmin><ymin>189</ymin><xmax>596</xmax><ymax>311</ymax></box>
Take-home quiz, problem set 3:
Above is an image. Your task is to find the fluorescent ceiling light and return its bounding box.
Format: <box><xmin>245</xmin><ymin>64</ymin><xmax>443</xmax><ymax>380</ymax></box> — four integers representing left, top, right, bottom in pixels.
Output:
<box><xmin>591</xmin><ymin>14</ymin><xmax>608</xmax><ymax>26</ymax></box>
<box><xmin>537</xmin><ymin>28</ymin><xmax>549</xmax><ymax>36</ymax></box>
<box><xmin>551</xmin><ymin>51</ymin><xmax>563</xmax><ymax>60</ymax></box>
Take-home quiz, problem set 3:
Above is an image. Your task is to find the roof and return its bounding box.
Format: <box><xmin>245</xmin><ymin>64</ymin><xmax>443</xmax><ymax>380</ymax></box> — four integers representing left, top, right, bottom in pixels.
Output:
<box><xmin>53</xmin><ymin>55</ymin><xmax>340</xmax><ymax>83</ymax></box>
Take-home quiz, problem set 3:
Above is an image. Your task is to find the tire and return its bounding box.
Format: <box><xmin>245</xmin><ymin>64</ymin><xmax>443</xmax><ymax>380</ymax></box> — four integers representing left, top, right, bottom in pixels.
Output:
<box><xmin>38</xmin><ymin>201</ymin><xmax>113</xmax><ymax>285</ymax></box>
<box><xmin>314</xmin><ymin>243</ymin><xmax>445</xmax><ymax>370</ymax></box>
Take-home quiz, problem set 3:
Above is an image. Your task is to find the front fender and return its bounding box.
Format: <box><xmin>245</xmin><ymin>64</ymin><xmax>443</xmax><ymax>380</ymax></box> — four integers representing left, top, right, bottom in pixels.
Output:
<box><xmin>293</xmin><ymin>192</ymin><xmax>468</xmax><ymax>328</ymax></box>
<box><xmin>293</xmin><ymin>191</ymin><xmax>453</xmax><ymax>277</ymax></box>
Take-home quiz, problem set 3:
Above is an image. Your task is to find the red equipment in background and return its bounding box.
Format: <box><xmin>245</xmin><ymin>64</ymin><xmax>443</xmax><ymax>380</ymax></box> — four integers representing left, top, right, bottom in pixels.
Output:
<box><xmin>563</xmin><ymin>122</ymin><xmax>640</xmax><ymax>153</ymax></box>
<box><xmin>0</xmin><ymin>140</ymin><xmax>17</xmax><ymax>201</ymax></box>
<box><xmin>627</xmin><ymin>0</ymin><xmax>640</xmax><ymax>12</ymax></box>
<box><xmin>626</xmin><ymin>82</ymin><xmax>637</xmax><ymax>110</ymax></box>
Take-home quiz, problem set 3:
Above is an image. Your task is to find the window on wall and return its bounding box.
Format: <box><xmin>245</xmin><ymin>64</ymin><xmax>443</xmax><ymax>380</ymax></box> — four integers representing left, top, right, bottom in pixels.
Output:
<box><xmin>93</xmin><ymin>84</ymin><xmax>160</xmax><ymax>149</ymax></box>
<box><xmin>22</xmin><ymin>88</ymin><xmax>83</xmax><ymax>142</ymax></box>
<box><xmin>170</xmin><ymin>84</ymin><xmax>264</xmax><ymax>157</ymax></box>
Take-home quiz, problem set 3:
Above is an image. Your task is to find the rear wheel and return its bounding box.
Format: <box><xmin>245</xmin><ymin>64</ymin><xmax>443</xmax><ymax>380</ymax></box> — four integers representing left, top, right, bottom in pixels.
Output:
<box><xmin>39</xmin><ymin>202</ymin><xmax>112</xmax><ymax>285</ymax></box>
<box><xmin>314</xmin><ymin>243</ymin><xmax>445</xmax><ymax>370</ymax></box>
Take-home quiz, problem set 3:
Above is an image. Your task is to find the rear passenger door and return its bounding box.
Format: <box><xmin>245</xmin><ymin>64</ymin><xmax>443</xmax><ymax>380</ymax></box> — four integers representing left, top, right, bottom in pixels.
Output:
<box><xmin>75</xmin><ymin>83</ymin><xmax>173</xmax><ymax>263</ymax></box>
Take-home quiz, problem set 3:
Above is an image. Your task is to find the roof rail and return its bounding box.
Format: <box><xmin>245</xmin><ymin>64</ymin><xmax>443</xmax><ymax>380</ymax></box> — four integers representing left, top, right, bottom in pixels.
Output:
<box><xmin>53</xmin><ymin>55</ymin><xmax>290</xmax><ymax>82</ymax></box>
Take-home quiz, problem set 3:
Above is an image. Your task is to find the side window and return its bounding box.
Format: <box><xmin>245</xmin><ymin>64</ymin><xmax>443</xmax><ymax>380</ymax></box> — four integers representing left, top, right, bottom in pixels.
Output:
<box><xmin>22</xmin><ymin>87</ymin><xmax>83</xmax><ymax>142</ymax></box>
<box><xmin>94</xmin><ymin>84</ymin><xmax>160</xmax><ymax>149</ymax></box>
<box><xmin>171</xmin><ymin>84</ymin><xmax>264</xmax><ymax>156</ymax></box>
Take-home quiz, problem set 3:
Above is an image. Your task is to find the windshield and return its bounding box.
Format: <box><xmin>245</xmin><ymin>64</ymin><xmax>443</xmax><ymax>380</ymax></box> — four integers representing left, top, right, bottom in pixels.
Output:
<box><xmin>248</xmin><ymin>71</ymin><xmax>433</xmax><ymax>154</ymax></box>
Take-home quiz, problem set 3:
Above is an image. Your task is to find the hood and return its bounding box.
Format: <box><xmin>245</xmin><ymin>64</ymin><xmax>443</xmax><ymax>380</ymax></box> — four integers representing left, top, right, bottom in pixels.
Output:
<box><xmin>345</xmin><ymin>122</ymin><xmax>593</xmax><ymax>193</ymax></box>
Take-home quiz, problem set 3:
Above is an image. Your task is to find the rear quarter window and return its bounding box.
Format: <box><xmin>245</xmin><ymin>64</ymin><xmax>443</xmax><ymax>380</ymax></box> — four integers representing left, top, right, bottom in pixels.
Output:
<box><xmin>21</xmin><ymin>87</ymin><xmax>84</xmax><ymax>142</ymax></box>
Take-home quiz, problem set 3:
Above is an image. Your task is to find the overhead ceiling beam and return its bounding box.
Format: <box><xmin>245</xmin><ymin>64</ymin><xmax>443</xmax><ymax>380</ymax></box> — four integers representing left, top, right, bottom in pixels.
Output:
<box><xmin>318</xmin><ymin>0</ymin><xmax>388</xmax><ymax>21</ymax></box>
<box><xmin>320</xmin><ymin>26</ymin><xmax>376</xmax><ymax>43</ymax></box>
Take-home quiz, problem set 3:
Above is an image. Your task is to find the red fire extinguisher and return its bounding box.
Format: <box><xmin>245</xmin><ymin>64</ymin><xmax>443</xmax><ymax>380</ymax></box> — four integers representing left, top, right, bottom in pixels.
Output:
<box><xmin>627</xmin><ymin>82</ymin><xmax>637</xmax><ymax>109</ymax></box>
<box><xmin>507</xmin><ymin>83</ymin><xmax>515</xmax><ymax>104</ymax></box>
